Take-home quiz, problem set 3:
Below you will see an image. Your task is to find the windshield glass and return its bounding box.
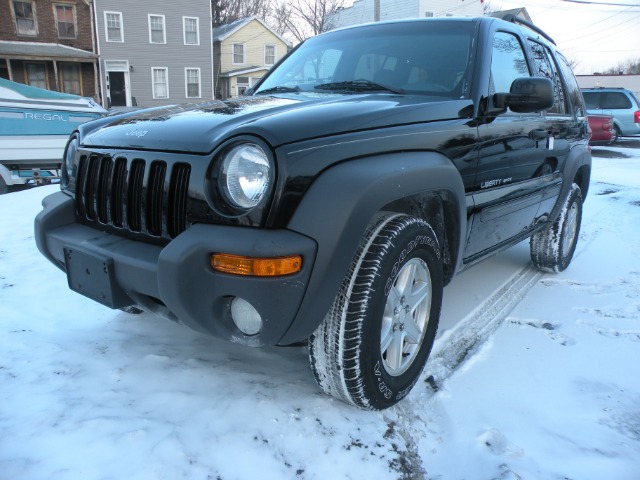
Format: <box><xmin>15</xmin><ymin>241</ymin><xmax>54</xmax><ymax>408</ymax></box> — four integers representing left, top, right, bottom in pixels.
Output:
<box><xmin>254</xmin><ymin>20</ymin><xmax>476</xmax><ymax>98</ymax></box>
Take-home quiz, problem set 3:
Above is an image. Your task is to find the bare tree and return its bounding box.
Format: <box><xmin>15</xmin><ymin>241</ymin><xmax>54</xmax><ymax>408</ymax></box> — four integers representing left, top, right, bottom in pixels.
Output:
<box><xmin>603</xmin><ymin>58</ymin><xmax>640</xmax><ymax>75</ymax></box>
<box><xmin>212</xmin><ymin>0</ymin><xmax>273</xmax><ymax>27</ymax></box>
<box><xmin>272</xmin><ymin>0</ymin><xmax>346</xmax><ymax>43</ymax></box>
<box><xmin>482</xmin><ymin>1</ymin><xmax>504</xmax><ymax>15</ymax></box>
<box><xmin>567</xmin><ymin>56</ymin><xmax>581</xmax><ymax>72</ymax></box>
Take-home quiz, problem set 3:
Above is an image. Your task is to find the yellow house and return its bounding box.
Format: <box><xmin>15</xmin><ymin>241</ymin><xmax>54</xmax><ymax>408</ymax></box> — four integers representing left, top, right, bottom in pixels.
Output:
<box><xmin>213</xmin><ymin>17</ymin><xmax>291</xmax><ymax>99</ymax></box>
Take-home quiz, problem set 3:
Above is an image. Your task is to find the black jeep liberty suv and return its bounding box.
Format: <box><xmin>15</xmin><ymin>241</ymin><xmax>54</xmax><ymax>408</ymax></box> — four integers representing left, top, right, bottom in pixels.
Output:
<box><xmin>35</xmin><ymin>16</ymin><xmax>591</xmax><ymax>410</ymax></box>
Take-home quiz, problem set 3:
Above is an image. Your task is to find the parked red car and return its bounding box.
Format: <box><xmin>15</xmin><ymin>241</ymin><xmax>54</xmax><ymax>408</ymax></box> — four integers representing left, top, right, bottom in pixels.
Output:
<box><xmin>588</xmin><ymin>114</ymin><xmax>615</xmax><ymax>145</ymax></box>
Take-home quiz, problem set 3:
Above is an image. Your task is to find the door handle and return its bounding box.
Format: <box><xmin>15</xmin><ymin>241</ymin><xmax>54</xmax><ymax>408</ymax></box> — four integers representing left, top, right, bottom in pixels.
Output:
<box><xmin>529</xmin><ymin>129</ymin><xmax>548</xmax><ymax>141</ymax></box>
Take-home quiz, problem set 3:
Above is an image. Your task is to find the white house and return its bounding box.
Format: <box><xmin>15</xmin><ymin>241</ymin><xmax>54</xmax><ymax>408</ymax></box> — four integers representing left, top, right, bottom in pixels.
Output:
<box><xmin>329</xmin><ymin>0</ymin><xmax>485</xmax><ymax>30</ymax></box>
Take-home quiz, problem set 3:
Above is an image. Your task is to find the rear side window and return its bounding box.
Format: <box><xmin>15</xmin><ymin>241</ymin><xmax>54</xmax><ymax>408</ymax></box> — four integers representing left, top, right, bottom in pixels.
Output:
<box><xmin>602</xmin><ymin>92</ymin><xmax>632</xmax><ymax>109</ymax></box>
<box><xmin>527</xmin><ymin>40</ymin><xmax>566</xmax><ymax>114</ymax></box>
<box><xmin>582</xmin><ymin>91</ymin><xmax>599</xmax><ymax>109</ymax></box>
<box><xmin>556</xmin><ymin>52</ymin><xmax>585</xmax><ymax>117</ymax></box>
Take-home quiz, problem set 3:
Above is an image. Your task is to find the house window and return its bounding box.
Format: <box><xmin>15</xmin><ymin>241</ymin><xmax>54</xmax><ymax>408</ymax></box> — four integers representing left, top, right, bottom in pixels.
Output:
<box><xmin>183</xmin><ymin>17</ymin><xmax>199</xmax><ymax>45</ymax></box>
<box><xmin>185</xmin><ymin>68</ymin><xmax>201</xmax><ymax>98</ymax></box>
<box><xmin>54</xmin><ymin>4</ymin><xmax>75</xmax><ymax>39</ymax></box>
<box><xmin>148</xmin><ymin>15</ymin><xmax>166</xmax><ymax>44</ymax></box>
<box><xmin>236</xmin><ymin>76</ymin><xmax>261</xmax><ymax>97</ymax></box>
<box><xmin>152</xmin><ymin>67</ymin><xmax>169</xmax><ymax>99</ymax></box>
<box><xmin>60</xmin><ymin>63</ymin><xmax>81</xmax><ymax>95</ymax></box>
<box><xmin>12</xmin><ymin>1</ymin><xmax>37</xmax><ymax>36</ymax></box>
<box><xmin>233</xmin><ymin>43</ymin><xmax>245</xmax><ymax>64</ymax></box>
<box><xmin>265</xmin><ymin>45</ymin><xmax>276</xmax><ymax>65</ymax></box>
<box><xmin>236</xmin><ymin>76</ymin><xmax>249</xmax><ymax>96</ymax></box>
<box><xmin>26</xmin><ymin>63</ymin><xmax>46</xmax><ymax>89</ymax></box>
<box><xmin>105</xmin><ymin>11</ymin><xmax>123</xmax><ymax>42</ymax></box>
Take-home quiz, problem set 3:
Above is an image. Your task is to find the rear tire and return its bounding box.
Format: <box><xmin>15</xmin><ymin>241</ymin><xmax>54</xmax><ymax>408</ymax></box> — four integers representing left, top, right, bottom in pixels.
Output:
<box><xmin>0</xmin><ymin>176</ymin><xmax>8</xmax><ymax>195</ymax></box>
<box><xmin>309</xmin><ymin>214</ymin><xmax>443</xmax><ymax>410</ymax></box>
<box><xmin>612</xmin><ymin>125</ymin><xmax>621</xmax><ymax>143</ymax></box>
<box><xmin>530</xmin><ymin>183</ymin><xmax>582</xmax><ymax>273</ymax></box>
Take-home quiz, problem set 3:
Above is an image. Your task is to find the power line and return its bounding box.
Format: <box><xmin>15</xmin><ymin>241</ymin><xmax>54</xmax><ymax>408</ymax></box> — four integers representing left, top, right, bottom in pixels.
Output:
<box><xmin>559</xmin><ymin>11</ymin><xmax>640</xmax><ymax>46</ymax></box>
<box><xmin>538</xmin><ymin>1</ymin><xmax>564</xmax><ymax>15</ymax></box>
<box><xmin>552</xmin><ymin>4</ymin><xmax>635</xmax><ymax>39</ymax></box>
<box><xmin>499</xmin><ymin>0</ymin><xmax>639</xmax><ymax>11</ymax></box>
<box><xmin>579</xmin><ymin>47</ymin><xmax>640</xmax><ymax>52</ymax></box>
<box><xmin>560</xmin><ymin>0</ymin><xmax>640</xmax><ymax>6</ymax></box>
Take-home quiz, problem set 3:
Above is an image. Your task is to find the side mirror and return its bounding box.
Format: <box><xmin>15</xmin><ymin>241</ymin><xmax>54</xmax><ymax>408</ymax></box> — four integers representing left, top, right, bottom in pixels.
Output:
<box><xmin>494</xmin><ymin>77</ymin><xmax>554</xmax><ymax>113</ymax></box>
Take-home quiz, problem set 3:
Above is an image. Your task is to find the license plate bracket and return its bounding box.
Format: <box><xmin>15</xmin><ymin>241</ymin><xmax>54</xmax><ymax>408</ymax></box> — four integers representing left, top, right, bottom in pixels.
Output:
<box><xmin>64</xmin><ymin>247</ymin><xmax>130</xmax><ymax>309</ymax></box>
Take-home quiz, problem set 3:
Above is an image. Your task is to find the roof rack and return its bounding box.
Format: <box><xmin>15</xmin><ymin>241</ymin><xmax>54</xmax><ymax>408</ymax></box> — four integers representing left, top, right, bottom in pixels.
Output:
<box><xmin>501</xmin><ymin>14</ymin><xmax>556</xmax><ymax>46</ymax></box>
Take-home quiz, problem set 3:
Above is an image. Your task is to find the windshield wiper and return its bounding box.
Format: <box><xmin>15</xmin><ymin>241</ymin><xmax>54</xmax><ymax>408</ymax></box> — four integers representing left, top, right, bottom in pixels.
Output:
<box><xmin>255</xmin><ymin>85</ymin><xmax>300</xmax><ymax>95</ymax></box>
<box><xmin>314</xmin><ymin>80</ymin><xmax>405</xmax><ymax>94</ymax></box>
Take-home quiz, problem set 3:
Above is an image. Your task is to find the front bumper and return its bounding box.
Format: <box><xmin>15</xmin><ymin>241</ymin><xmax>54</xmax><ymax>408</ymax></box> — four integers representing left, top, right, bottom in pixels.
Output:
<box><xmin>34</xmin><ymin>191</ymin><xmax>317</xmax><ymax>346</ymax></box>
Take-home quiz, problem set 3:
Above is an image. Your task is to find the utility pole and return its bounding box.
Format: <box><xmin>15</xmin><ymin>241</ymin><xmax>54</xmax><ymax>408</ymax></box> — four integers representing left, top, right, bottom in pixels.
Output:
<box><xmin>374</xmin><ymin>0</ymin><xmax>380</xmax><ymax>21</ymax></box>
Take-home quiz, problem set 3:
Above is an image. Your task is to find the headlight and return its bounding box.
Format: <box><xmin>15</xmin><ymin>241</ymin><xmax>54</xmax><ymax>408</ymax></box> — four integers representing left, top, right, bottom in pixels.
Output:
<box><xmin>61</xmin><ymin>134</ymin><xmax>78</xmax><ymax>187</ymax></box>
<box><xmin>219</xmin><ymin>143</ymin><xmax>271</xmax><ymax>210</ymax></box>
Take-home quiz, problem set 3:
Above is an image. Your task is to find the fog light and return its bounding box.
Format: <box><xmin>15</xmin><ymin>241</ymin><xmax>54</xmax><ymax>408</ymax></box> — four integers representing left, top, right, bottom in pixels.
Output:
<box><xmin>230</xmin><ymin>297</ymin><xmax>262</xmax><ymax>336</ymax></box>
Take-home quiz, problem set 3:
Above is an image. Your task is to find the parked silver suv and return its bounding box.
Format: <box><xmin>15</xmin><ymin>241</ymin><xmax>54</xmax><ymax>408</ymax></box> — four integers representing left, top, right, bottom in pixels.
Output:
<box><xmin>581</xmin><ymin>87</ymin><xmax>640</xmax><ymax>141</ymax></box>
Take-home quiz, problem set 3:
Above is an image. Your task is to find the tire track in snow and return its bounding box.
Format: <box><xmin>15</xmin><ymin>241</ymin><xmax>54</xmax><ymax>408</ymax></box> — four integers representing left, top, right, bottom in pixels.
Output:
<box><xmin>418</xmin><ymin>180</ymin><xmax>623</xmax><ymax>390</ymax></box>
<box><xmin>423</xmin><ymin>265</ymin><xmax>543</xmax><ymax>389</ymax></box>
<box><xmin>417</xmin><ymin>182</ymin><xmax>615</xmax><ymax>391</ymax></box>
<box><xmin>385</xmin><ymin>265</ymin><xmax>546</xmax><ymax>479</ymax></box>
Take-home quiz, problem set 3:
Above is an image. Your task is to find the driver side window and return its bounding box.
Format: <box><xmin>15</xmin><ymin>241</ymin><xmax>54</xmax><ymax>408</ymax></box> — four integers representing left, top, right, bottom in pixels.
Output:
<box><xmin>490</xmin><ymin>31</ymin><xmax>530</xmax><ymax>96</ymax></box>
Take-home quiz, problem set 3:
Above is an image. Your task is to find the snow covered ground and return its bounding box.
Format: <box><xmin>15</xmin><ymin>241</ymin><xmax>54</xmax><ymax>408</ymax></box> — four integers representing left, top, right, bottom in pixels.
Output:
<box><xmin>1</xmin><ymin>140</ymin><xmax>639</xmax><ymax>480</ymax></box>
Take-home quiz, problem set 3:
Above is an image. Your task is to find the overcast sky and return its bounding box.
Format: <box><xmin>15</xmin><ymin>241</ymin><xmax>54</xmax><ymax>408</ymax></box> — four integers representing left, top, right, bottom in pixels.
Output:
<box><xmin>339</xmin><ymin>0</ymin><xmax>640</xmax><ymax>75</ymax></box>
<box><xmin>486</xmin><ymin>0</ymin><xmax>640</xmax><ymax>74</ymax></box>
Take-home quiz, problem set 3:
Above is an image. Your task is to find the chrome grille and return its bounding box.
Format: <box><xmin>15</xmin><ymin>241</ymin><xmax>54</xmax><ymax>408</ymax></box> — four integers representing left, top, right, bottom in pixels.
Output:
<box><xmin>75</xmin><ymin>154</ymin><xmax>191</xmax><ymax>240</ymax></box>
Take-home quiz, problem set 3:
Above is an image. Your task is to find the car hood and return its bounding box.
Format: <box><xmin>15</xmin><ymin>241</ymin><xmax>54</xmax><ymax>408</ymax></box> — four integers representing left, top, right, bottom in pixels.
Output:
<box><xmin>80</xmin><ymin>94</ymin><xmax>473</xmax><ymax>154</ymax></box>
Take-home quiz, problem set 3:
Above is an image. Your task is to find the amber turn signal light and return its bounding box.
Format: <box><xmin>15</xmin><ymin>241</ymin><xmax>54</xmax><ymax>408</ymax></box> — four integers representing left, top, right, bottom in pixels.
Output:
<box><xmin>211</xmin><ymin>253</ymin><xmax>302</xmax><ymax>277</ymax></box>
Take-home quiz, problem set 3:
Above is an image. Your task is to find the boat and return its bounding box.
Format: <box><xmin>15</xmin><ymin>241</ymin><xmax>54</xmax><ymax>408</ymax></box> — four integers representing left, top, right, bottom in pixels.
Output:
<box><xmin>0</xmin><ymin>78</ymin><xmax>106</xmax><ymax>191</ymax></box>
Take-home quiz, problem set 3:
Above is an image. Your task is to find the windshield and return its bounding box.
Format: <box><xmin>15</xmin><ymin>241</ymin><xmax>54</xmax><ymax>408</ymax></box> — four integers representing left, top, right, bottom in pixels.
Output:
<box><xmin>254</xmin><ymin>20</ymin><xmax>476</xmax><ymax>98</ymax></box>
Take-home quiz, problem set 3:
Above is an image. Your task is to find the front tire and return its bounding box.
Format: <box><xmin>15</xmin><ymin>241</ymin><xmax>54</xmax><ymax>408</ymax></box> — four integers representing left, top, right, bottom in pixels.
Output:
<box><xmin>309</xmin><ymin>214</ymin><xmax>443</xmax><ymax>410</ymax></box>
<box><xmin>120</xmin><ymin>306</ymin><xmax>144</xmax><ymax>314</ymax></box>
<box><xmin>530</xmin><ymin>183</ymin><xmax>583</xmax><ymax>273</ymax></box>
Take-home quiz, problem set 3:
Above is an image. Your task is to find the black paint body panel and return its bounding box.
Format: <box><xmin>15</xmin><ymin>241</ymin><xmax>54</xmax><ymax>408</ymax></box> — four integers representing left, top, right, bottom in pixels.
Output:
<box><xmin>35</xmin><ymin>17</ymin><xmax>591</xmax><ymax>345</ymax></box>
